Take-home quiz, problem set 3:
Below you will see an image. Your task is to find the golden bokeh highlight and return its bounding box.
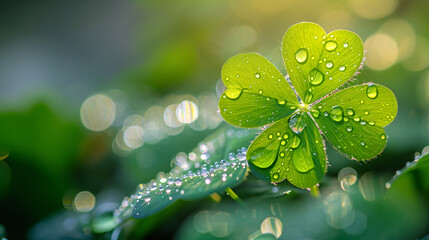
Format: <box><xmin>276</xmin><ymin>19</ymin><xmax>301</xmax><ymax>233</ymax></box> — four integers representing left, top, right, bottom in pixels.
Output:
<box><xmin>261</xmin><ymin>217</ymin><xmax>283</xmax><ymax>239</ymax></box>
<box><xmin>379</xmin><ymin>19</ymin><xmax>416</xmax><ymax>61</ymax></box>
<box><xmin>347</xmin><ymin>0</ymin><xmax>398</xmax><ymax>19</ymax></box>
<box><xmin>80</xmin><ymin>94</ymin><xmax>116</xmax><ymax>131</ymax></box>
<box><xmin>323</xmin><ymin>191</ymin><xmax>354</xmax><ymax>229</ymax></box>
<box><xmin>402</xmin><ymin>36</ymin><xmax>429</xmax><ymax>72</ymax></box>
<box><xmin>338</xmin><ymin>167</ymin><xmax>358</xmax><ymax>191</ymax></box>
<box><xmin>364</xmin><ymin>33</ymin><xmax>398</xmax><ymax>71</ymax></box>
<box><xmin>73</xmin><ymin>191</ymin><xmax>96</xmax><ymax>212</ymax></box>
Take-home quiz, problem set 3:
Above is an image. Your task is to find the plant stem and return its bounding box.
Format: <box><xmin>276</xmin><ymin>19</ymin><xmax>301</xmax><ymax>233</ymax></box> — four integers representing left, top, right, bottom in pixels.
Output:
<box><xmin>309</xmin><ymin>185</ymin><xmax>320</xmax><ymax>198</ymax></box>
<box><xmin>225</xmin><ymin>187</ymin><xmax>246</xmax><ymax>206</ymax></box>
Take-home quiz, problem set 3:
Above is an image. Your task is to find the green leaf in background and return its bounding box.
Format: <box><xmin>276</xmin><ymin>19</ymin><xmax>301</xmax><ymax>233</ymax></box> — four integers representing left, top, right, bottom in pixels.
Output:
<box><xmin>115</xmin><ymin>127</ymin><xmax>257</xmax><ymax>220</ymax></box>
<box><xmin>218</xmin><ymin>22</ymin><xmax>398</xmax><ymax>189</ymax></box>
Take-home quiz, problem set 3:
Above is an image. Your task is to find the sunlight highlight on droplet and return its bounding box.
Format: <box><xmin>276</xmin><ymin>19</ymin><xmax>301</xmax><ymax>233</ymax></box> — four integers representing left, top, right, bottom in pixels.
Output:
<box><xmin>365</xmin><ymin>33</ymin><xmax>398</xmax><ymax>70</ymax></box>
<box><xmin>80</xmin><ymin>94</ymin><xmax>116</xmax><ymax>131</ymax></box>
<box><xmin>73</xmin><ymin>191</ymin><xmax>96</xmax><ymax>212</ymax></box>
<box><xmin>176</xmin><ymin>100</ymin><xmax>198</xmax><ymax>124</ymax></box>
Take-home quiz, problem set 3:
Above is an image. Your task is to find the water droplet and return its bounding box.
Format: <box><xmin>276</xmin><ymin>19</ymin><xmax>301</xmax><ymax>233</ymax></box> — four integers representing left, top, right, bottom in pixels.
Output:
<box><xmin>272</xmin><ymin>173</ymin><xmax>279</xmax><ymax>180</ymax></box>
<box><xmin>364</xmin><ymin>111</ymin><xmax>369</xmax><ymax>115</ymax></box>
<box><xmin>258</xmin><ymin>89</ymin><xmax>263</xmax><ymax>95</ymax></box>
<box><xmin>279</xmin><ymin>152</ymin><xmax>285</xmax><ymax>158</ymax></box>
<box><xmin>225</xmin><ymin>76</ymin><xmax>230</xmax><ymax>81</ymax></box>
<box><xmin>205</xmin><ymin>178</ymin><xmax>211</xmax><ymax>185</ymax></box>
<box><xmin>295</xmin><ymin>48</ymin><xmax>308</xmax><ymax>63</ymax></box>
<box><xmin>353</xmin><ymin>117</ymin><xmax>360</xmax><ymax>122</ymax></box>
<box><xmin>369</xmin><ymin>121</ymin><xmax>375</xmax><ymax>126</ymax></box>
<box><xmin>346</xmin><ymin>125</ymin><xmax>353</xmax><ymax>132</ymax></box>
<box><xmin>330</xmin><ymin>106</ymin><xmax>343</xmax><ymax>122</ymax></box>
<box><xmin>366</xmin><ymin>85</ymin><xmax>378</xmax><ymax>99</ymax></box>
<box><xmin>280</xmin><ymin>140</ymin><xmax>286</xmax><ymax>146</ymax></box>
<box><xmin>254</xmin><ymin>73</ymin><xmax>261</xmax><ymax>79</ymax></box>
<box><xmin>343</xmin><ymin>42</ymin><xmax>349</xmax><ymax>48</ymax></box>
<box><xmin>309</xmin><ymin>68</ymin><xmax>324</xmax><ymax>86</ymax></box>
<box><xmin>360</xmin><ymin>120</ymin><xmax>367</xmax><ymax>125</ymax></box>
<box><xmin>380</xmin><ymin>134</ymin><xmax>386</xmax><ymax>140</ymax></box>
<box><xmin>346</xmin><ymin>108</ymin><xmax>354</xmax><ymax>116</ymax></box>
<box><xmin>174</xmin><ymin>177</ymin><xmax>182</xmax><ymax>187</ymax></box>
<box><xmin>289</xmin><ymin>136</ymin><xmax>301</xmax><ymax>149</ymax></box>
<box><xmin>360</xmin><ymin>100</ymin><xmax>365</xmax><ymax>104</ymax></box>
<box><xmin>339</xmin><ymin>66</ymin><xmax>346</xmax><ymax>72</ymax></box>
<box><xmin>283</xmin><ymin>133</ymin><xmax>289</xmax><ymax>139</ymax></box>
<box><xmin>268</xmin><ymin>134</ymin><xmax>273</xmax><ymax>140</ymax></box>
<box><xmin>277</xmin><ymin>99</ymin><xmax>286</xmax><ymax>105</ymax></box>
<box><xmin>325</xmin><ymin>41</ymin><xmax>338</xmax><ymax>51</ymax></box>
<box><xmin>311</xmin><ymin>109</ymin><xmax>320</xmax><ymax>118</ymax></box>
<box><xmin>326</xmin><ymin>61</ymin><xmax>334</xmax><ymax>69</ymax></box>
<box><xmin>360</xmin><ymin>142</ymin><xmax>366</xmax><ymax>146</ymax></box>
<box><xmin>276</xmin><ymin>131</ymin><xmax>281</xmax><ymax>137</ymax></box>
<box><xmin>289</xmin><ymin>113</ymin><xmax>307</xmax><ymax>133</ymax></box>
<box><xmin>224</xmin><ymin>88</ymin><xmax>242</xmax><ymax>99</ymax></box>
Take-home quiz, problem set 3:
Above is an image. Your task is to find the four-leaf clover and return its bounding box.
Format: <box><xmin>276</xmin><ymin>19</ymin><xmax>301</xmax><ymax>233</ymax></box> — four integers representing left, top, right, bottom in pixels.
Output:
<box><xmin>218</xmin><ymin>22</ymin><xmax>398</xmax><ymax>189</ymax></box>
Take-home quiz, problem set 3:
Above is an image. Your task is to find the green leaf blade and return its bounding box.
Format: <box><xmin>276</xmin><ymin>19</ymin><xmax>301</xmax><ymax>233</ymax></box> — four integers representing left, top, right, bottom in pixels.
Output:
<box><xmin>247</xmin><ymin>114</ymin><xmax>326</xmax><ymax>188</ymax></box>
<box><xmin>312</xmin><ymin>84</ymin><xmax>397</xmax><ymax>160</ymax></box>
<box><xmin>219</xmin><ymin>53</ymin><xmax>299</xmax><ymax>128</ymax></box>
<box><xmin>282</xmin><ymin>22</ymin><xmax>364</xmax><ymax>103</ymax></box>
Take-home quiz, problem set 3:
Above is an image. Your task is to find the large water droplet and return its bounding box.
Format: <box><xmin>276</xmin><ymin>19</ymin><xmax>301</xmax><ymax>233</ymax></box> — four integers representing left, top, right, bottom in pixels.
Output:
<box><xmin>326</xmin><ymin>61</ymin><xmax>334</xmax><ymax>69</ymax></box>
<box><xmin>330</xmin><ymin>106</ymin><xmax>343</xmax><ymax>122</ymax></box>
<box><xmin>309</xmin><ymin>68</ymin><xmax>324</xmax><ymax>86</ymax></box>
<box><xmin>343</xmin><ymin>42</ymin><xmax>349</xmax><ymax>48</ymax></box>
<box><xmin>289</xmin><ymin>113</ymin><xmax>307</xmax><ymax>133</ymax></box>
<box><xmin>224</xmin><ymin>88</ymin><xmax>242</xmax><ymax>99</ymax></box>
<box><xmin>292</xmin><ymin>149</ymin><xmax>314</xmax><ymax>172</ymax></box>
<box><xmin>339</xmin><ymin>66</ymin><xmax>346</xmax><ymax>72</ymax></box>
<box><xmin>380</xmin><ymin>134</ymin><xmax>386</xmax><ymax>140</ymax></box>
<box><xmin>289</xmin><ymin>136</ymin><xmax>301</xmax><ymax>149</ymax></box>
<box><xmin>366</xmin><ymin>85</ymin><xmax>378</xmax><ymax>99</ymax></box>
<box><xmin>325</xmin><ymin>41</ymin><xmax>338</xmax><ymax>51</ymax></box>
<box><xmin>272</xmin><ymin>173</ymin><xmax>279</xmax><ymax>180</ymax></box>
<box><xmin>295</xmin><ymin>48</ymin><xmax>308</xmax><ymax>63</ymax></box>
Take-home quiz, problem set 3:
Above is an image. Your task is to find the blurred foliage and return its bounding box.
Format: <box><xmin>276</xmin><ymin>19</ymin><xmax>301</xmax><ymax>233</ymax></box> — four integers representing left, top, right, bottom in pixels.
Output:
<box><xmin>1</xmin><ymin>0</ymin><xmax>429</xmax><ymax>239</ymax></box>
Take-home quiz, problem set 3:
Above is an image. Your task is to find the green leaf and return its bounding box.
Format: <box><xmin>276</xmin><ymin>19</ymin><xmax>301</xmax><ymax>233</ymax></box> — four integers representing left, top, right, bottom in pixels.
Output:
<box><xmin>282</xmin><ymin>22</ymin><xmax>364</xmax><ymax>103</ymax></box>
<box><xmin>312</xmin><ymin>83</ymin><xmax>397</xmax><ymax>160</ymax></box>
<box><xmin>386</xmin><ymin>150</ymin><xmax>429</xmax><ymax>190</ymax></box>
<box><xmin>115</xmin><ymin>127</ymin><xmax>257</xmax><ymax>219</ymax></box>
<box><xmin>219</xmin><ymin>53</ymin><xmax>299</xmax><ymax>128</ymax></box>
<box><xmin>247</xmin><ymin>114</ymin><xmax>326</xmax><ymax>188</ymax></box>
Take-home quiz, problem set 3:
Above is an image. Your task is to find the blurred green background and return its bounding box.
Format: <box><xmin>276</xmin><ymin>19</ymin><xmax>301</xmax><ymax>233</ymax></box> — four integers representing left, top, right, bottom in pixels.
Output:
<box><xmin>1</xmin><ymin>0</ymin><xmax>429</xmax><ymax>239</ymax></box>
